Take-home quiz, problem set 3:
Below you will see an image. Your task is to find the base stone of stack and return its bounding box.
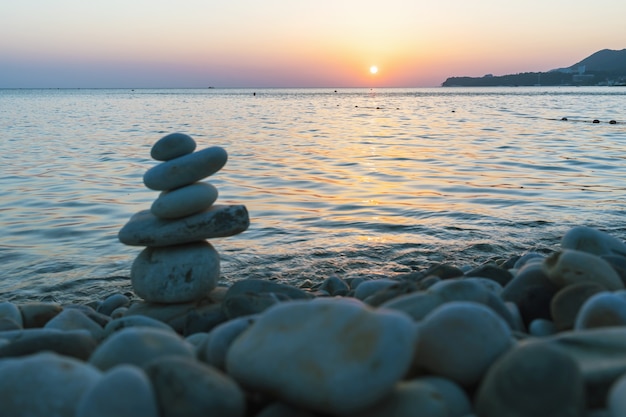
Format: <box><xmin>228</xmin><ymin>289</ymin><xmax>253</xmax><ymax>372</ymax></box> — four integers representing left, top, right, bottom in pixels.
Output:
<box><xmin>131</xmin><ymin>241</ymin><xmax>220</xmax><ymax>304</ymax></box>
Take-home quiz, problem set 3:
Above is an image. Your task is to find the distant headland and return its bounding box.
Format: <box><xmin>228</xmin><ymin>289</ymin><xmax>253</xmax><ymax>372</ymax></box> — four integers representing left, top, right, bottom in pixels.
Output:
<box><xmin>442</xmin><ymin>48</ymin><xmax>626</xmax><ymax>87</ymax></box>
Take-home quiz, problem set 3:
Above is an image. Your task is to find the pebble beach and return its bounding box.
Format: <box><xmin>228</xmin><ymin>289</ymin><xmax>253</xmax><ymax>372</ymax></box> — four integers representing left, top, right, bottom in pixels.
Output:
<box><xmin>3</xmin><ymin>133</ymin><xmax>626</xmax><ymax>416</ymax></box>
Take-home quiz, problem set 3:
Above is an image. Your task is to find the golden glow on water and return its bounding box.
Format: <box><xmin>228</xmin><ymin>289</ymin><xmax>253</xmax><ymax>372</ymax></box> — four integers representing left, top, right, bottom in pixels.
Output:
<box><xmin>2</xmin><ymin>88</ymin><xmax>626</xmax><ymax>301</ymax></box>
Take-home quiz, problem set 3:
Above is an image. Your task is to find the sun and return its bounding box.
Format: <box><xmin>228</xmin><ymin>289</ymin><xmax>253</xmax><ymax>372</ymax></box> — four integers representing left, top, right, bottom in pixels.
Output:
<box><xmin>369</xmin><ymin>65</ymin><xmax>378</xmax><ymax>75</ymax></box>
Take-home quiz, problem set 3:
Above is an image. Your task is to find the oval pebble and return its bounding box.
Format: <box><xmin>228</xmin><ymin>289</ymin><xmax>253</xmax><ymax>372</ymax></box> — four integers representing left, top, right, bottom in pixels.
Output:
<box><xmin>414</xmin><ymin>301</ymin><xmax>513</xmax><ymax>386</ymax></box>
<box><xmin>226</xmin><ymin>298</ymin><xmax>417</xmax><ymax>416</ymax></box>
<box><xmin>0</xmin><ymin>352</ymin><xmax>102</xmax><ymax>417</ymax></box>
<box><xmin>143</xmin><ymin>146</ymin><xmax>227</xmax><ymax>191</ymax></box>
<box><xmin>131</xmin><ymin>241</ymin><xmax>220</xmax><ymax>303</ymax></box>
<box><xmin>89</xmin><ymin>327</ymin><xmax>195</xmax><ymax>371</ymax></box>
<box><xmin>75</xmin><ymin>365</ymin><xmax>159</xmax><ymax>417</ymax></box>
<box><xmin>475</xmin><ymin>342</ymin><xmax>585</xmax><ymax>417</ymax></box>
<box><xmin>574</xmin><ymin>292</ymin><xmax>626</xmax><ymax>330</ymax></box>
<box><xmin>543</xmin><ymin>249</ymin><xmax>624</xmax><ymax>290</ymax></box>
<box><xmin>151</xmin><ymin>132</ymin><xmax>197</xmax><ymax>161</ymax></box>
<box><xmin>145</xmin><ymin>356</ymin><xmax>245</xmax><ymax>417</ymax></box>
<box><xmin>151</xmin><ymin>182</ymin><xmax>218</xmax><ymax>219</ymax></box>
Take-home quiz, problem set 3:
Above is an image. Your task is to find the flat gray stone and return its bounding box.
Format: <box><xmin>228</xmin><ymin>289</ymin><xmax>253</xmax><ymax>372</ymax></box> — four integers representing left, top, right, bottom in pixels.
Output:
<box><xmin>143</xmin><ymin>146</ymin><xmax>227</xmax><ymax>191</ymax></box>
<box><xmin>562</xmin><ymin>226</ymin><xmax>626</xmax><ymax>257</ymax></box>
<box><xmin>118</xmin><ymin>204</ymin><xmax>249</xmax><ymax>247</ymax></box>
<box><xmin>151</xmin><ymin>182</ymin><xmax>218</xmax><ymax>219</ymax></box>
<box><xmin>151</xmin><ymin>132</ymin><xmax>196</xmax><ymax>161</ymax></box>
<box><xmin>131</xmin><ymin>241</ymin><xmax>220</xmax><ymax>303</ymax></box>
<box><xmin>0</xmin><ymin>329</ymin><xmax>98</xmax><ymax>360</ymax></box>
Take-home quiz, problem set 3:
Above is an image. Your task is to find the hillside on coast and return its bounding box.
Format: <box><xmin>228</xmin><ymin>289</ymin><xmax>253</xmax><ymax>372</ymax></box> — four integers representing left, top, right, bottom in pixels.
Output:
<box><xmin>442</xmin><ymin>48</ymin><xmax>626</xmax><ymax>87</ymax></box>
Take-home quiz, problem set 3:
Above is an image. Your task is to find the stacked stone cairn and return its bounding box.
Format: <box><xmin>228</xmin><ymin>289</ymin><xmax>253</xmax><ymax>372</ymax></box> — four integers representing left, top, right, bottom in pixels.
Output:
<box><xmin>118</xmin><ymin>132</ymin><xmax>249</xmax><ymax>304</ymax></box>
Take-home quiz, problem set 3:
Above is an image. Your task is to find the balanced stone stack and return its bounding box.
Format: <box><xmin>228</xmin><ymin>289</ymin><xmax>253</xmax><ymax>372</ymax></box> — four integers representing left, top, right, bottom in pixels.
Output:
<box><xmin>118</xmin><ymin>133</ymin><xmax>249</xmax><ymax>304</ymax></box>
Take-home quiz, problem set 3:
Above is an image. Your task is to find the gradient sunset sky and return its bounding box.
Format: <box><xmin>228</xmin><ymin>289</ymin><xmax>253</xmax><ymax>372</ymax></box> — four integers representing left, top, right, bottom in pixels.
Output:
<box><xmin>2</xmin><ymin>0</ymin><xmax>624</xmax><ymax>88</ymax></box>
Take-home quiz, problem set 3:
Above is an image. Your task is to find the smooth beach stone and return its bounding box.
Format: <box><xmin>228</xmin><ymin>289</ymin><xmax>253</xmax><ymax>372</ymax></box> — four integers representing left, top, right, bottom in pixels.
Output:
<box><xmin>18</xmin><ymin>302</ymin><xmax>62</xmax><ymax>327</ymax></box>
<box><xmin>97</xmin><ymin>293</ymin><xmax>131</xmax><ymax>316</ymax></box>
<box><xmin>465</xmin><ymin>263</ymin><xmax>513</xmax><ymax>286</ymax></box>
<box><xmin>89</xmin><ymin>327</ymin><xmax>195</xmax><ymax>371</ymax></box>
<box><xmin>502</xmin><ymin>262</ymin><xmax>561</xmax><ymax>326</ymax></box>
<box><xmin>64</xmin><ymin>304</ymin><xmax>111</xmax><ymax>327</ymax></box>
<box><xmin>418</xmin><ymin>376</ymin><xmax>472</xmax><ymax>417</ymax></box>
<box><xmin>118</xmin><ymin>204</ymin><xmax>249</xmax><ymax>247</ymax></box>
<box><xmin>145</xmin><ymin>356</ymin><xmax>245</xmax><ymax>417</ymax></box>
<box><xmin>608</xmin><ymin>372</ymin><xmax>626</xmax><ymax>417</ymax></box>
<box><xmin>222</xmin><ymin>292</ymin><xmax>283</xmax><ymax>319</ymax></box>
<box><xmin>550</xmin><ymin>282</ymin><xmax>606</xmax><ymax>331</ymax></box>
<box><xmin>414</xmin><ymin>301</ymin><xmax>513</xmax><ymax>387</ymax></box>
<box><xmin>427</xmin><ymin>279</ymin><xmax>517</xmax><ymax>328</ymax></box>
<box><xmin>226</xmin><ymin>298</ymin><xmax>417</xmax><ymax>416</ymax></box>
<box><xmin>0</xmin><ymin>329</ymin><xmax>98</xmax><ymax>360</ymax></box>
<box><xmin>543</xmin><ymin>249</ymin><xmax>624</xmax><ymax>290</ymax></box>
<box><xmin>103</xmin><ymin>315</ymin><xmax>176</xmax><ymax>338</ymax></box>
<box><xmin>0</xmin><ymin>302</ymin><xmax>23</xmax><ymax>328</ymax></box>
<box><xmin>76</xmin><ymin>365</ymin><xmax>159</xmax><ymax>417</ymax></box>
<box><xmin>364</xmin><ymin>280</ymin><xmax>419</xmax><ymax>306</ymax></box>
<box><xmin>360</xmin><ymin>379</ymin><xmax>448</xmax><ymax>417</ymax></box>
<box><xmin>353</xmin><ymin>279</ymin><xmax>399</xmax><ymax>300</ymax></box>
<box><xmin>151</xmin><ymin>182</ymin><xmax>218</xmax><ymax>219</ymax></box>
<box><xmin>198</xmin><ymin>315</ymin><xmax>257</xmax><ymax>370</ymax></box>
<box><xmin>475</xmin><ymin>341</ymin><xmax>585</xmax><ymax>417</ymax></box>
<box><xmin>319</xmin><ymin>275</ymin><xmax>350</xmax><ymax>296</ymax></box>
<box><xmin>574</xmin><ymin>292</ymin><xmax>626</xmax><ymax>330</ymax></box>
<box><xmin>124</xmin><ymin>298</ymin><xmax>227</xmax><ymax>335</ymax></box>
<box><xmin>513</xmin><ymin>252</ymin><xmax>546</xmax><ymax>270</ymax></box>
<box><xmin>143</xmin><ymin>145</ymin><xmax>227</xmax><ymax>191</ymax></box>
<box><xmin>150</xmin><ymin>132</ymin><xmax>197</xmax><ymax>161</ymax></box>
<box><xmin>561</xmin><ymin>226</ymin><xmax>626</xmax><ymax>257</ymax></box>
<box><xmin>381</xmin><ymin>291</ymin><xmax>444</xmax><ymax>321</ymax></box>
<box><xmin>542</xmin><ymin>327</ymin><xmax>626</xmax><ymax>408</ymax></box>
<box><xmin>224</xmin><ymin>278</ymin><xmax>314</xmax><ymax>301</ymax></box>
<box><xmin>44</xmin><ymin>308</ymin><xmax>105</xmax><ymax>340</ymax></box>
<box><xmin>0</xmin><ymin>351</ymin><xmax>102</xmax><ymax>417</ymax></box>
<box><xmin>0</xmin><ymin>317</ymin><xmax>22</xmax><ymax>331</ymax></box>
<box><xmin>529</xmin><ymin>318</ymin><xmax>557</xmax><ymax>336</ymax></box>
<box><xmin>131</xmin><ymin>241</ymin><xmax>220</xmax><ymax>303</ymax></box>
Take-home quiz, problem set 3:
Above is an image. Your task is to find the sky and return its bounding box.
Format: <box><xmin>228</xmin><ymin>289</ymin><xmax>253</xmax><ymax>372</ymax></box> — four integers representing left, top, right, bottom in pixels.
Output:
<box><xmin>1</xmin><ymin>0</ymin><xmax>625</xmax><ymax>88</ymax></box>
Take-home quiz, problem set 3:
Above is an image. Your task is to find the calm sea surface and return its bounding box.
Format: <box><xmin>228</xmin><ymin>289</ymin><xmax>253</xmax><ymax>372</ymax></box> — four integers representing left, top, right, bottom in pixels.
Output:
<box><xmin>1</xmin><ymin>87</ymin><xmax>625</xmax><ymax>303</ymax></box>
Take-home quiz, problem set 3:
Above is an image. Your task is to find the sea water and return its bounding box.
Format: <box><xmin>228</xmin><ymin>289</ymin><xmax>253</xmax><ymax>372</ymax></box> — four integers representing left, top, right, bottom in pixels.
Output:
<box><xmin>1</xmin><ymin>87</ymin><xmax>625</xmax><ymax>303</ymax></box>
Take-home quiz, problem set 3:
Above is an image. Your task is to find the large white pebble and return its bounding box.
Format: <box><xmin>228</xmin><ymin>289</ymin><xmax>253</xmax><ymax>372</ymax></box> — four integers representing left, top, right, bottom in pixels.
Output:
<box><xmin>414</xmin><ymin>301</ymin><xmax>513</xmax><ymax>386</ymax></box>
<box><xmin>226</xmin><ymin>298</ymin><xmax>417</xmax><ymax>416</ymax></box>
<box><xmin>0</xmin><ymin>352</ymin><xmax>101</xmax><ymax>417</ymax></box>
<box><xmin>131</xmin><ymin>241</ymin><xmax>220</xmax><ymax>303</ymax></box>
<box><xmin>151</xmin><ymin>182</ymin><xmax>218</xmax><ymax>219</ymax></box>
<box><xmin>543</xmin><ymin>249</ymin><xmax>624</xmax><ymax>290</ymax></box>
<box><xmin>89</xmin><ymin>327</ymin><xmax>195</xmax><ymax>371</ymax></box>
<box><xmin>143</xmin><ymin>146</ymin><xmax>227</xmax><ymax>190</ymax></box>
<box><xmin>562</xmin><ymin>226</ymin><xmax>626</xmax><ymax>257</ymax></box>
<box><xmin>75</xmin><ymin>365</ymin><xmax>159</xmax><ymax>417</ymax></box>
<box><xmin>151</xmin><ymin>132</ymin><xmax>196</xmax><ymax>161</ymax></box>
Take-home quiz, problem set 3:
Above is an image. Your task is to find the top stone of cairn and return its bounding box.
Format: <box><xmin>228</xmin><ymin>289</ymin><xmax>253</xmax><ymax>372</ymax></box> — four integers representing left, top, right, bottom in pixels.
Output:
<box><xmin>150</xmin><ymin>132</ymin><xmax>197</xmax><ymax>161</ymax></box>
